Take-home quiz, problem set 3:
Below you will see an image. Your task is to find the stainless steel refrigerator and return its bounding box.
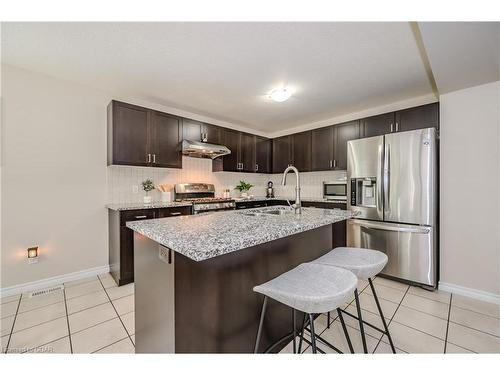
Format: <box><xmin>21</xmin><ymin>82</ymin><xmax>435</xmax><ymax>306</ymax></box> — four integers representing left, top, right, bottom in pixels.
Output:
<box><xmin>347</xmin><ymin>127</ymin><xmax>437</xmax><ymax>288</ymax></box>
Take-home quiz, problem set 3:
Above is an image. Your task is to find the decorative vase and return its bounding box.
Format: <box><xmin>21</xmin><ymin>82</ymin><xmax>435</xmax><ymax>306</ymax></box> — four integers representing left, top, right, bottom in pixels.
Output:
<box><xmin>143</xmin><ymin>195</ymin><xmax>152</xmax><ymax>205</ymax></box>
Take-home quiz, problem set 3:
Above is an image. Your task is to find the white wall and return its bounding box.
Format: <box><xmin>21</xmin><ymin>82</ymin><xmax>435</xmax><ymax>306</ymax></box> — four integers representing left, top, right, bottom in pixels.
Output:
<box><xmin>1</xmin><ymin>65</ymin><xmax>111</xmax><ymax>288</ymax></box>
<box><xmin>439</xmin><ymin>81</ymin><xmax>500</xmax><ymax>298</ymax></box>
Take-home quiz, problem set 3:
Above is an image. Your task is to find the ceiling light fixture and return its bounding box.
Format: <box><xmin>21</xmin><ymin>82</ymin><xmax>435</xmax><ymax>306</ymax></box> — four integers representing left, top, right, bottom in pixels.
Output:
<box><xmin>269</xmin><ymin>87</ymin><xmax>292</xmax><ymax>103</ymax></box>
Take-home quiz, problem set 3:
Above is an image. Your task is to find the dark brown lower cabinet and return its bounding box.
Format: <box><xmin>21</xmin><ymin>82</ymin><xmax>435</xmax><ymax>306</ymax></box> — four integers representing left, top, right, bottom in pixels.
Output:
<box><xmin>109</xmin><ymin>206</ymin><xmax>192</xmax><ymax>286</ymax></box>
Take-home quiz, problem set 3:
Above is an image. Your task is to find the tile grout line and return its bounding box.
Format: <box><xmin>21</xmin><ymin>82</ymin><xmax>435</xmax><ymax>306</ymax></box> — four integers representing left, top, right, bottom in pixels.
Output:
<box><xmin>373</xmin><ymin>284</ymin><xmax>409</xmax><ymax>353</ymax></box>
<box><xmin>62</xmin><ymin>288</ymin><xmax>74</xmax><ymax>353</ymax></box>
<box><xmin>6</xmin><ymin>300</ymin><xmax>110</xmax><ymax>337</ymax></box>
<box><xmin>4</xmin><ymin>294</ymin><xmax>22</xmax><ymax>353</ymax></box>
<box><xmin>90</xmin><ymin>337</ymin><xmax>132</xmax><ymax>354</ymax></box>
<box><xmin>97</xmin><ymin>275</ymin><xmax>135</xmax><ymax>348</ymax></box>
<box><xmin>443</xmin><ymin>293</ymin><xmax>452</xmax><ymax>353</ymax></box>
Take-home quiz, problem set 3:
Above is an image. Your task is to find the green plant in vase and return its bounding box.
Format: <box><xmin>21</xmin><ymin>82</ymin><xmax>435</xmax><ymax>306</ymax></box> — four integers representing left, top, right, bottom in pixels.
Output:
<box><xmin>234</xmin><ymin>180</ymin><xmax>253</xmax><ymax>198</ymax></box>
<box><xmin>142</xmin><ymin>179</ymin><xmax>155</xmax><ymax>205</ymax></box>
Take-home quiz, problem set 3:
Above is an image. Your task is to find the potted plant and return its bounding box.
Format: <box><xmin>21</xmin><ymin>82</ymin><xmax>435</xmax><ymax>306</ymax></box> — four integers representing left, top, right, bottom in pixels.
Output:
<box><xmin>142</xmin><ymin>179</ymin><xmax>155</xmax><ymax>205</ymax></box>
<box><xmin>234</xmin><ymin>180</ymin><xmax>253</xmax><ymax>198</ymax></box>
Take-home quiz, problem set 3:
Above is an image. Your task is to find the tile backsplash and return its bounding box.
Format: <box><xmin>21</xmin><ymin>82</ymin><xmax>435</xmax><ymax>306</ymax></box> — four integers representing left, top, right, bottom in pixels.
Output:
<box><xmin>107</xmin><ymin>156</ymin><xmax>346</xmax><ymax>203</ymax></box>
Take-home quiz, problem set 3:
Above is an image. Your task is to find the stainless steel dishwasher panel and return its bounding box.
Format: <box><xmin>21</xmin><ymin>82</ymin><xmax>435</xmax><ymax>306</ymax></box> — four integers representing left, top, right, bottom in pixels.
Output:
<box><xmin>347</xmin><ymin>219</ymin><xmax>436</xmax><ymax>287</ymax></box>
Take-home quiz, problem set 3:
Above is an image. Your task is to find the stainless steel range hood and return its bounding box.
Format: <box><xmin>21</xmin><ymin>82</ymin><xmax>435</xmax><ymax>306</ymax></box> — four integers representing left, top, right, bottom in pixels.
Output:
<box><xmin>181</xmin><ymin>139</ymin><xmax>231</xmax><ymax>159</ymax></box>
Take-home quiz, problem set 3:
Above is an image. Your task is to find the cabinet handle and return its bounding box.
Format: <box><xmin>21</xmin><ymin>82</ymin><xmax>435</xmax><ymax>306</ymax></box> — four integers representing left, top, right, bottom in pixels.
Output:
<box><xmin>396</xmin><ymin>122</ymin><xmax>399</xmax><ymax>132</ymax></box>
<box><xmin>153</xmin><ymin>154</ymin><xmax>156</xmax><ymax>163</ymax></box>
<box><xmin>333</xmin><ymin>159</ymin><xmax>337</xmax><ymax>168</ymax></box>
<box><xmin>329</xmin><ymin>160</ymin><xmax>333</xmax><ymax>168</ymax></box>
<box><xmin>255</xmin><ymin>164</ymin><xmax>259</xmax><ymax>172</ymax></box>
<box><xmin>170</xmin><ymin>212</ymin><xmax>182</xmax><ymax>216</ymax></box>
<box><xmin>390</xmin><ymin>123</ymin><xmax>394</xmax><ymax>132</ymax></box>
<box><xmin>147</xmin><ymin>154</ymin><xmax>151</xmax><ymax>163</ymax></box>
<box><xmin>134</xmin><ymin>215</ymin><xmax>148</xmax><ymax>219</ymax></box>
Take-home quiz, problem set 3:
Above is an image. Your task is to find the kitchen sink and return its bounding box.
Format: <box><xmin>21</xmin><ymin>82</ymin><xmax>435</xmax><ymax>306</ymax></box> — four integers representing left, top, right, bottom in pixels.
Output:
<box><xmin>238</xmin><ymin>207</ymin><xmax>296</xmax><ymax>216</ymax></box>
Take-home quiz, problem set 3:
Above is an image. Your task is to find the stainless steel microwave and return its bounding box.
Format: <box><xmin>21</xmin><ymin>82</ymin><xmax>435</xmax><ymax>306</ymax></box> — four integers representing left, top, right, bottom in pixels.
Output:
<box><xmin>323</xmin><ymin>181</ymin><xmax>347</xmax><ymax>201</ymax></box>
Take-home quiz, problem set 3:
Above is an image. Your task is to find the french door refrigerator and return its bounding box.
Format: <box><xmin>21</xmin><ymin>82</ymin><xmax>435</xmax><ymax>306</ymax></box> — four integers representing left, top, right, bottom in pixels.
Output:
<box><xmin>347</xmin><ymin>127</ymin><xmax>437</xmax><ymax>288</ymax></box>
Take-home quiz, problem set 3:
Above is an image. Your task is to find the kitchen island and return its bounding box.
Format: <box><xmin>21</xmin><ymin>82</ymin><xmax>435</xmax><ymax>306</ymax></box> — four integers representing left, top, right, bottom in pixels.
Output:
<box><xmin>127</xmin><ymin>206</ymin><xmax>353</xmax><ymax>353</ymax></box>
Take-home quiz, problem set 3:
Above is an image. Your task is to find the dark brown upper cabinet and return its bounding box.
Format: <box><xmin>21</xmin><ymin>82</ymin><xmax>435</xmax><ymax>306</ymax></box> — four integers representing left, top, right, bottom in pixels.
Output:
<box><xmin>311</xmin><ymin>126</ymin><xmax>334</xmax><ymax>171</ymax></box>
<box><xmin>255</xmin><ymin>136</ymin><xmax>272</xmax><ymax>173</ymax></box>
<box><xmin>272</xmin><ymin>135</ymin><xmax>293</xmax><ymax>173</ymax></box>
<box><xmin>395</xmin><ymin>103</ymin><xmax>439</xmax><ymax>132</ymax></box>
<box><xmin>108</xmin><ymin>101</ymin><xmax>150</xmax><ymax>167</ymax></box>
<box><xmin>292</xmin><ymin>131</ymin><xmax>312</xmax><ymax>172</ymax></box>
<box><xmin>202</xmin><ymin>123</ymin><xmax>221</xmax><ymax>144</ymax></box>
<box><xmin>221</xmin><ymin>129</ymin><xmax>241</xmax><ymax>172</ymax></box>
<box><xmin>108</xmin><ymin>101</ymin><xmax>182</xmax><ymax>168</ymax></box>
<box><xmin>151</xmin><ymin>111</ymin><xmax>182</xmax><ymax>168</ymax></box>
<box><xmin>221</xmin><ymin>130</ymin><xmax>257</xmax><ymax>173</ymax></box>
<box><xmin>360</xmin><ymin>112</ymin><xmax>395</xmax><ymax>138</ymax></box>
<box><xmin>333</xmin><ymin>120</ymin><xmax>360</xmax><ymax>170</ymax></box>
<box><xmin>240</xmin><ymin>132</ymin><xmax>256</xmax><ymax>173</ymax></box>
<box><xmin>182</xmin><ymin>119</ymin><xmax>221</xmax><ymax>144</ymax></box>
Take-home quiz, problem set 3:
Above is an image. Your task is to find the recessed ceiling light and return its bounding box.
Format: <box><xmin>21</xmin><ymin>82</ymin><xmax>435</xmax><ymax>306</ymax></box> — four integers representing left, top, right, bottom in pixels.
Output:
<box><xmin>269</xmin><ymin>87</ymin><xmax>292</xmax><ymax>102</ymax></box>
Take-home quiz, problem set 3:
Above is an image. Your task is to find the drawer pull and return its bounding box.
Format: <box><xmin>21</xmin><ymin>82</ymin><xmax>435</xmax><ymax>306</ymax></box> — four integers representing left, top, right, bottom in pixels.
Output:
<box><xmin>170</xmin><ymin>212</ymin><xmax>182</xmax><ymax>216</ymax></box>
<box><xmin>134</xmin><ymin>215</ymin><xmax>148</xmax><ymax>219</ymax></box>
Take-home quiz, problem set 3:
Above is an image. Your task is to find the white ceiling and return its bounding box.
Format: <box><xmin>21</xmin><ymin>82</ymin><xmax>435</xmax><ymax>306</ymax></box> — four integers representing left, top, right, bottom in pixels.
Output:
<box><xmin>2</xmin><ymin>22</ymin><xmax>436</xmax><ymax>133</ymax></box>
<box><xmin>418</xmin><ymin>22</ymin><xmax>500</xmax><ymax>94</ymax></box>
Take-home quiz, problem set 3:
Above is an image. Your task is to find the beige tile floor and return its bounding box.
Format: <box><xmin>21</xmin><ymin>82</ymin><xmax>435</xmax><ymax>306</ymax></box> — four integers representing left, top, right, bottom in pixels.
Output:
<box><xmin>1</xmin><ymin>273</ymin><xmax>135</xmax><ymax>354</ymax></box>
<box><xmin>1</xmin><ymin>274</ymin><xmax>499</xmax><ymax>353</ymax></box>
<box><xmin>279</xmin><ymin>277</ymin><xmax>500</xmax><ymax>354</ymax></box>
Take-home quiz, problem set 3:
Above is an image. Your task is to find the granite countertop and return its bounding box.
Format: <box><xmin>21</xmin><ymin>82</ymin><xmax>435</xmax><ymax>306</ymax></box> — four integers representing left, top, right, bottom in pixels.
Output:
<box><xmin>234</xmin><ymin>196</ymin><xmax>347</xmax><ymax>204</ymax></box>
<box><xmin>127</xmin><ymin>205</ymin><xmax>353</xmax><ymax>262</ymax></box>
<box><xmin>107</xmin><ymin>197</ymin><xmax>345</xmax><ymax>211</ymax></box>
<box><xmin>107</xmin><ymin>201</ymin><xmax>193</xmax><ymax>211</ymax></box>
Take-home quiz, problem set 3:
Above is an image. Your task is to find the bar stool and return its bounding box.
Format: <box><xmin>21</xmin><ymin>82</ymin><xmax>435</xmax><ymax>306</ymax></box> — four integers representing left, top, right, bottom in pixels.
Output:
<box><xmin>311</xmin><ymin>247</ymin><xmax>395</xmax><ymax>353</ymax></box>
<box><xmin>253</xmin><ymin>263</ymin><xmax>358</xmax><ymax>354</ymax></box>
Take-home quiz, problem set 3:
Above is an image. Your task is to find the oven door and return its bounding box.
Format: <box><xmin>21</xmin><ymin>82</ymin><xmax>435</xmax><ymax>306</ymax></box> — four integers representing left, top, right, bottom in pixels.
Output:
<box><xmin>323</xmin><ymin>182</ymin><xmax>347</xmax><ymax>200</ymax></box>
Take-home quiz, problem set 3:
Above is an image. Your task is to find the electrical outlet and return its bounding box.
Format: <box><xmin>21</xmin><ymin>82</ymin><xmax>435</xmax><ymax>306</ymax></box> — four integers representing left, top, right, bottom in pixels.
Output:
<box><xmin>132</xmin><ymin>185</ymin><xmax>139</xmax><ymax>194</ymax></box>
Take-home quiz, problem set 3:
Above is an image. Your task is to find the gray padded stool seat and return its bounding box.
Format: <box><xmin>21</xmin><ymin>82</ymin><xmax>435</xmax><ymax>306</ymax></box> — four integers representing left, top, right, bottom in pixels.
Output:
<box><xmin>311</xmin><ymin>247</ymin><xmax>395</xmax><ymax>354</ymax></box>
<box><xmin>254</xmin><ymin>263</ymin><xmax>357</xmax><ymax>313</ymax></box>
<box><xmin>312</xmin><ymin>247</ymin><xmax>388</xmax><ymax>279</ymax></box>
<box><xmin>253</xmin><ymin>263</ymin><xmax>358</xmax><ymax>354</ymax></box>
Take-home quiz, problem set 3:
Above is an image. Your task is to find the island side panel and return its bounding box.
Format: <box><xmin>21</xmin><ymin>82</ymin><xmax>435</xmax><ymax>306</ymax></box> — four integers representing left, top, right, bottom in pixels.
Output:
<box><xmin>174</xmin><ymin>223</ymin><xmax>335</xmax><ymax>353</ymax></box>
<box><xmin>134</xmin><ymin>232</ymin><xmax>175</xmax><ymax>353</ymax></box>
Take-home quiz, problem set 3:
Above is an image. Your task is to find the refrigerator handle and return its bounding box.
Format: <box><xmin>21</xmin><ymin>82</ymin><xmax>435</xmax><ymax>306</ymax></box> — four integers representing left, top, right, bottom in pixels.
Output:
<box><xmin>349</xmin><ymin>219</ymin><xmax>431</xmax><ymax>234</ymax></box>
<box><xmin>383</xmin><ymin>141</ymin><xmax>390</xmax><ymax>216</ymax></box>
<box><xmin>377</xmin><ymin>143</ymin><xmax>384</xmax><ymax>218</ymax></box>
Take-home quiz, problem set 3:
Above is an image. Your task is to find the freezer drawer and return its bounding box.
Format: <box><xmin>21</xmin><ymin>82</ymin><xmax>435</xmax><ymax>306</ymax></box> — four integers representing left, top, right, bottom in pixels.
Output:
<box><xmin>347</xmin><ymin>219</ymin><xmax>436</xmax><ymax>287</ymax></box>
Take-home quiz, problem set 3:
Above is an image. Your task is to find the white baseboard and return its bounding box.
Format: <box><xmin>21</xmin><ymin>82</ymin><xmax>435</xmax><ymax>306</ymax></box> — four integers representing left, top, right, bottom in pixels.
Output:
<box><xmin>0</xmin><ymin>265</ymin><xmax>110</xmax><ymax>298</ymax></box>
<box><xmin>439</xmin><ymin>282</ymin><xmax>500</xmax><ymax>305</ymax></box>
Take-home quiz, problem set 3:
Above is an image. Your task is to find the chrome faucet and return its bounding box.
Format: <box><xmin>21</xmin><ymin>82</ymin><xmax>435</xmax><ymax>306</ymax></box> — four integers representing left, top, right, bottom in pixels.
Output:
<box><xmin>281</xmin><ymin>165</ymin><xmax>302</xmax><ymax>215</ymax></box>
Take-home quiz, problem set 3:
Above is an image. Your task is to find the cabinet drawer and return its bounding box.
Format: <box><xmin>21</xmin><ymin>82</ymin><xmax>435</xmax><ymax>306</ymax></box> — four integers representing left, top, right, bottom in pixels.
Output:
<box><xmin>157</xmin><ymin>206</ymin><xmax>192</xmax><ymax>218</ymax></box>
<box><xmin>120</xmin><ymin>209</ymin><xmax>155</xmax><ymax>226</ymax></box>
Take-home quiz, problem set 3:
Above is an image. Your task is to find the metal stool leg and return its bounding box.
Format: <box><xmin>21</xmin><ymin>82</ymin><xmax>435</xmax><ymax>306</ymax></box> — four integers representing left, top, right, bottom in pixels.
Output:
<box><xmin>337</xmin><ymin>308</ymin><xmax>354</xmax><ymax>353</ymax></box>
<box><xmin>298</xmin><ymin>313</ymin><xmax>307</xmax><ymax>353</ymax></box>
<box><xmin>254</xmin><ymin>296</ymin><xmax>268</xmax><ymax>353</ymax></box>
<box><xmin>354</xmin><ymin>289</ymin><xmax>368</xmax><ymax>353</ymax></box>
<box><xmin>309</xmin><ymin>314</ymin><xmax>317</xmax><ymax>354</ymax></box>
<box><xmin>327</xmin><ymin>311</ymin><xmax>331</xmax><ymax>329</ymax></box>
<box><xmin>369</xmin><ymin>278</ymin><xmax>396</xmax><ymax>353</ymax></box>
<box><xmin>292</xmin><ymin>309</ymin><xmax>297</xmax><ymax>354</ymax></box>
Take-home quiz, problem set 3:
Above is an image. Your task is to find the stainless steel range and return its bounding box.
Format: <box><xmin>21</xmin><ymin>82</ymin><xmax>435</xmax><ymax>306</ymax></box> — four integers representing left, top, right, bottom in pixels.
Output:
<box><xmin>174</xmin><ymin>183</ymin><xmax>235</xmax><ymax>214</ymax></box>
